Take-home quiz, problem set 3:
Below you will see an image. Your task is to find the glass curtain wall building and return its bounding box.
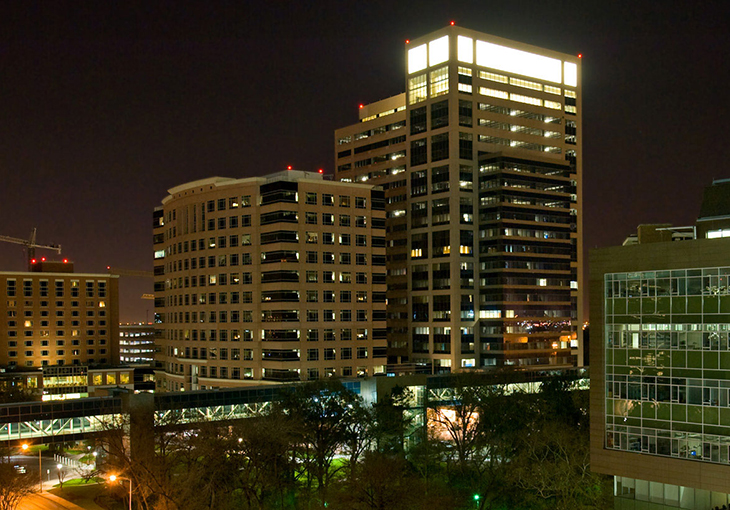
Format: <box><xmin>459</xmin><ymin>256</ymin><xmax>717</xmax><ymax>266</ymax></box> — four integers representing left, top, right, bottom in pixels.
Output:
<box><xmin>335</xmin><ymin>25</ymin><xmax>582</xmax><ymax>372</ymax></box>
<box><xmin>592</xmin><ymin>234</ymin><xmax>730</xmax><ymax>509</ymax></box>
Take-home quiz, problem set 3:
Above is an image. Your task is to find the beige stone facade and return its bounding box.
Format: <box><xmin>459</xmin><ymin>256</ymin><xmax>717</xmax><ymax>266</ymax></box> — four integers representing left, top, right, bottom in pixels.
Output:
<box><xmin>335</xmin><ymin>26</ymin><xmax>582</xmax><ymax>372</ymax></box>
<box><xmin>0</xmin><ymin>267</ymin><xmax>119</xmax><ymax>368</ymax></box>
<box><xmin>154</xmin><ymin>170</ymin><xmax>387</xmax><ymax>390</ymax></box>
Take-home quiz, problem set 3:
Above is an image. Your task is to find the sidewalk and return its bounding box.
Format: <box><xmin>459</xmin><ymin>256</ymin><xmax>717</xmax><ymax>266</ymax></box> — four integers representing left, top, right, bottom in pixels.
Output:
<box><xmin>18</xmin><ymin>492</ymin><xmax>88</xmax><ymax>510</ymax></box>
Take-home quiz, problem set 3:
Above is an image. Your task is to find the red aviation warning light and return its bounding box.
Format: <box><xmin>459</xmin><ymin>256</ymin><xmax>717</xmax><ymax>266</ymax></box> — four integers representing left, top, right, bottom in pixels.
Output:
<box><xmin>31</xmin><ymin>259</ymin><xmax>37</xmax><ymax>265</ymax></box>
<box><xmin>450</xmin><ymin>20</ymin><xmax>455</xmax><ymax>26</ymax></box>
<box><xmin>405</xmin><ymin>39</ymin><xmax>410</xmax><ymax>44</ymax></box>
<box><xmin>63</xmin><ymin>259</ymin><xmax>68</xmax><ymax>263</ymax></box>
<box><xmin>578</xmin><ymin>53</ymin><xmax>583</xmax><ymax>58</ymax></box>
<box><xmin>41</xmin><ymin>257</ymin><xmax>46</xmax><ymax>262</ymax></box>
<box><xmin>318</xmin><ymin>168</ymin><xmax>324</xmax><ymax>174</ymax></box>
<box><xmin>287</xmin><ymin>165</ymin><xmax>292</xmax><ymax>170</ymax></box>
<box><xmin>358</xmin><ymin>104</ymin><xmax>364</xmax><ymax>109</ymax></box>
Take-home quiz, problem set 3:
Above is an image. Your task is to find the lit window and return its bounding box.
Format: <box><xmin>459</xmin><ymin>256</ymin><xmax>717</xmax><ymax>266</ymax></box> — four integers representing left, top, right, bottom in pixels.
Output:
<box><xmin>429</xmin><ymin>35</ymin><xmax>449</xmax><ymax>67</ymax></box>
<box><xmin>479</xmin><ymin>87</ymin><xmax>508</xmax><ymax>100</ymax></box>
<box><xmin>430</xmin><ymin>66</ymin><xmax>449</xmax><ymax>97</ymax></box>
<box><xmin>509</xmin><ymin>77</ymin><xmax>542</xmax><ymax>91</ymax></box>
<box><xmin>457</xmin><ymin>35</ymin><xmax>473</xmax><ymax>63</ymax></box>
<box><xmin>408</xmin><ymin>74</ymin><xmax>427</xmax><ymax>105</ymax></box>
<box><xmin>509</xmin><ymin>93</ymin><xmax>542</xmax><ymax>106</ymax></box>
<box><xmin>564</xmin><ymin>62</ymin><xmax>578</xmax><ymax>87</ymax></box>
<box><xmin>479</xmin><ymin>71</ymin><xmax>508</xmax><ymax>83</ymax></box>
<box><xmin>544</xmin><ymin>85</ymin><xmax>561</xmax><ymax>95</ymax></box>
<box><xmin>544</xmin><ymin>100</ymin><xmax>561</xmax><ymax>110</ymax></box>
<box><xmin>476</xmin><ymin>40</ymin><xmax>562</xmax><ymax>83</ymax></box>
<box><xmin>408</xmin><ymin>44</ymin><xmax>427</xmax><ymax>74</ymax></box>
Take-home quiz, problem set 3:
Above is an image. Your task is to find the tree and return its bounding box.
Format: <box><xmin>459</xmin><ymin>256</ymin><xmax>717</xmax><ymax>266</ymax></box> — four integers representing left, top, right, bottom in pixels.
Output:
<box><xmin>74</xmin><ymin>464</ymin><xmax>100</xmax><ymax>484</ymax></box>
<box><xmin>0</xmin><ymin>462</ymin><xmax>36</xmax><ymax>510</ymax></box>
<box><xmin>231</xmin><ymin>411</ymin><xmax>298</xmax><ymax>509</ymax></box>
<box><xmin>278</xmin><ymin>379</ymin><xmax>366</xmax><ymax>508</ymax></box>
<box><xmin>370</xmin><ymin>386</ymin><xmax>413</xmax><ymax>455</ymax></box>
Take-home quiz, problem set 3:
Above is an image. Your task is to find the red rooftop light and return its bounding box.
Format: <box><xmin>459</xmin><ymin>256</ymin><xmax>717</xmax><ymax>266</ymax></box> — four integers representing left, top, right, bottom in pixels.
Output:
<box><xmin>41</xmin><ymin>257</ymin><xmax>46</xmax><ymax>262</ymax></box>
<box><xmin>578</xmin><ymin>53</ymin><xmax>583</xmax><ymax>58</ymax></box>
<box><xmin>287</xmin><ymin>165</ymin><xmax>292</xmax><ymax>170</ymax></box>
<box><xmin>31</xmin><ymin>259</ymin><xmax>36</xmax><ymax>264</ymax></box>
<box><xmin>405</xmin><ymin>39</ymin><xmax>410</xmax><ymax>44</ymax></box>
<box><xmin>63</xmin><ymin>259</ymin><xmax>68</xmax><ymax>263</ymax></box>
<box><xmin>358</xmin><ymin>104</ymin><xmax>364</xmax><ymax>109</ymax></box>
<box><xmin>318</xmin><ymin>168</ymin><xmax>324</xmax><ymax>174</ymax></box>
<box><xmin>450</xmin><ymin>20</ymin><xmax>455</xmax><ymax>26</ymax></box>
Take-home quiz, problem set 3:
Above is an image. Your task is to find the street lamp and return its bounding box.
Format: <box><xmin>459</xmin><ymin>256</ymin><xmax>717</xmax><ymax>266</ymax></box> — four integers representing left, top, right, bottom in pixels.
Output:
<box><xmin>109</xmin><ymin>474</ymin><xmax>133</xmax><ymax>510</ymax></box>
<box><xmin>21</xmin><ymin>443</ymin><xmax>42</xmax><ymax>492</ymax></box>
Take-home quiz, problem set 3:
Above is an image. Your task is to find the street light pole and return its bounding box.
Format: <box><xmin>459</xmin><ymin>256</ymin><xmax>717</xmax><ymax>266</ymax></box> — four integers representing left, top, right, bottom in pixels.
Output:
<box><xmin>21</xmin><ymin>443</ymin><xmax>42</xmax><ymax>492</ymax></box>
<box><xmin>109</xmin><ymin>475</ymin><xmax>133</xmax><ymax>510</ymax></box>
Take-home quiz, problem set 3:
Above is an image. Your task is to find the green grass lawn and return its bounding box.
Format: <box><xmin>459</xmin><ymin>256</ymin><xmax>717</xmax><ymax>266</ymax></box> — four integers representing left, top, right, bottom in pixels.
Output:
<box><xmin>54</xmin><ymin>477</ymin><xmax>104</xmax><ymax>488</ymax></box>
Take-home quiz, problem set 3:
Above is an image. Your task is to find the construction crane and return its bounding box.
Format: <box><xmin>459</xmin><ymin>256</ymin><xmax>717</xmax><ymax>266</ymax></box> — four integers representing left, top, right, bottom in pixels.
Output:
<box><xmin>0</xmin><ymin>228</ymin><xmax>61</xmax><ymax>270</ymax></box>
<box><xmin>106</xmin><ymin>267</ymin><xmax>154</xmax><ymax>278</ymax></box>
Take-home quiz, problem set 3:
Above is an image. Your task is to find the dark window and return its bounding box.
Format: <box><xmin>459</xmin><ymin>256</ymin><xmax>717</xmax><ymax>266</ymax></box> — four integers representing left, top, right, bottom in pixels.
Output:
<box><xmin>431</xmin><ymin>100</ymin><xmax>448</xmax><ymax>130</ymax></box>
<box><xmin>431</xmin><ymin>133</ymin><xmax>449</xmax><ymax>162</ymax></box>
<box><xmin>411</xmin><ymin>138</ymin><xmax>427</xmax><ymax>167</ymax></box>
<box><xmin>459</xmin><ymin>132</ymin><xmax>473</xmax><ymax>160</ymax></box>
<box><xmin>410</xmin><ymin>106</ymin><xmax>427</xmax><ymax>135</ymax></box>
<box><xmin>459</xmin><ymin>100</ymin><xmax>473</xmax><ymax>127</ymax></box>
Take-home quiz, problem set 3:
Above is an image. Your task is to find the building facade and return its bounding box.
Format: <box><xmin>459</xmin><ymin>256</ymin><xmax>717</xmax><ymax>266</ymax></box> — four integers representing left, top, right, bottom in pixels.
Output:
<box><xmin>591</xmin><ymin>230</ymin><xmax>730</xmax><ymax>507</ymax></box>
<box><xmin>119</xmin><ymin>323</ymin><xmax>155</xmax><ymax>364</ymax></box>
<box><xmin>335</xmin><ymin>25</ymin><xmax>582</xmax><ymax>372</ymax></box>
<box><xmin>0</xmin><ymin>262</ymin><xmax>119</xmax><ymax>369</ymax></box>
<box><xmin>154</xmin><ymin>170</ymin><xmax>388</xmax><ymax>391</ymax></box>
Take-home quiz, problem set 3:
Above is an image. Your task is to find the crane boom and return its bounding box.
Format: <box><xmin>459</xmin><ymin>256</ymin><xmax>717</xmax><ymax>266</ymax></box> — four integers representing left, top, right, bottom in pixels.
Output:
<box><xmin>0</xmin><ymin>228</ymin><xmax>62</xmax><ymax>270</ymax></box>
<box><xmin>107</xmin><ymin>267</ymin><xmax>154</xmax><ymax>278</ymax></box>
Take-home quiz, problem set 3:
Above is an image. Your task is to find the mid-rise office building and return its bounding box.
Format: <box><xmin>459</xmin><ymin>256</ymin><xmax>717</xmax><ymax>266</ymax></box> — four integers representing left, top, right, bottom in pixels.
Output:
<box><xmin>591</xmin><ymin>182</ymin><xmax>730</xmax><ymax>509</ymax></box>
<box><xmin>0</xmin><ymin>260</ymin><xmax>120</xmax><ymax>368</ymax></box>
<box><xmin>335</xmin><ymin>25</ymin><xmax>582</xmax><ymax>372</ymax></box>
<box><xmin>154</xmin><ymin>170</ymin><xmax>387</xmax><ymax>391</ymax></box>
<box><xmin>119</xmin><ymin>323</ymin><xmax>155</xmax><ymax>364</ymax></box>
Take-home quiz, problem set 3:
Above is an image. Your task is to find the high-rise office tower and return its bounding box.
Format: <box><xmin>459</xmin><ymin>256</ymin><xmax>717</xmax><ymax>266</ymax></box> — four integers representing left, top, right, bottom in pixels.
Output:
<box><xmin>335</xmin><ymin>26</ymin><xmax>582</xmax><ymax>372</ymax></box>
<box><xmin>153</xmin><ymin>170</ymin><xmax>388</xmax><ymax>391</ymax></box>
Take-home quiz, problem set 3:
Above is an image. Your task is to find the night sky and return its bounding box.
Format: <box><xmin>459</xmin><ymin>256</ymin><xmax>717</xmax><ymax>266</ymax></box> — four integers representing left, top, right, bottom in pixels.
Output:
<box><xmin>1</xmin><ymin>1</ymin><xmax>729</xmax><ymax>323</ymax></box>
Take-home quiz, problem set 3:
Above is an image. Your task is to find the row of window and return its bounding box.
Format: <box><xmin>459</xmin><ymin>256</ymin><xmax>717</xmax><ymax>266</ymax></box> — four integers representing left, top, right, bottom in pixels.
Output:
<box><xmin>8</xmin><ymin>358</ymin><xmax>108</xmax><ymax>368</ymax></box>
<box><xmin>7</xmin><ymin>308</ymin><xmax>106</xmax><ymax>318</ymax></box>
<box><xmin>165</xmin><ymin>246</ymin><xmax>384</xmax><ymax>272</ymax></box>
<box><xmin>163</xmin><ymin>327</ymin><xmax>384</xmax><ymax>343</ymax></box>
<box><xmin>7</xmin><ymin>329</ymin><xmax>107</xmax><ymax>338</ymax></box>
<box><xmin>163</xmin><ymin>270</ymin><xmax>384</xmax><ymax>291</ymax></box>
<box><xmin>5</xmin><ymin>299</ymin><xmax>107</xmax><ymax>309</ymax></box>
<box><xmin>6</xmin><ymin>280</ymin><xmax>107</xmax><ymax>298</ymax></box>
<box><xmin>8</xmin><ymin>339</ymin><xmax>107</xmax><ymax>346</ymax></box>
<box><xmin>7</xmin><ymin>320</ymin><xmax>106</xmax><ymax>328</ymax></box>
<box><xmin>163</xmin><ymin>309</ymin><xmax>385</xmax><ymax>324</ymax></box>
<box><xmin>169</xmin><ymin>192</ymin><xmax>371</xmax><ymax>217</ymax></box>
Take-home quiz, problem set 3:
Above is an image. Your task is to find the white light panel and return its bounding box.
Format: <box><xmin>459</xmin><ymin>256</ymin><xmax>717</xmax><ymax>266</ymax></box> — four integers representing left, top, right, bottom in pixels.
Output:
<box><xmin>408</xmin><ymin>44</ymin><xmax>427</xmax><ymax>74</ymax></box>
<box><xmin>429</xmin><ymin>36</ymin><xmax>449</xmax><ymax>67</ymax></box>
<box><xmin>564</xmin><ymin>62</ymin><xmax>577</xmax><ymax>87</ymax></box>
<box><xmin>476</xmin><ymin>40</ymin><xmax>562</xmax><ymax>83</ymax></box>
<box><xmin>457</xmin><ymin>35</ymin><xmax>473</xmax><ymax>63</ymax></box>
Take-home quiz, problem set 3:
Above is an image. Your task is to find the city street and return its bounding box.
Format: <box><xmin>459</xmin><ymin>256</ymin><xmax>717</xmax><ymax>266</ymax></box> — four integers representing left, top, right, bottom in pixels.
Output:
<box><xmin>7</xmin><ymin>455</ymin><xmax>81</xmax><ymax>490</ymax></box>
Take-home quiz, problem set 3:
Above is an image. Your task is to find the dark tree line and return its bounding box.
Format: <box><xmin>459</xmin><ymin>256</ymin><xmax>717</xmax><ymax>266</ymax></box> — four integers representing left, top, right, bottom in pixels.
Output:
<box><xmin>98</xmin><ymin>375</ymin><xmax>610</xmax><ymax>510</ymax></box>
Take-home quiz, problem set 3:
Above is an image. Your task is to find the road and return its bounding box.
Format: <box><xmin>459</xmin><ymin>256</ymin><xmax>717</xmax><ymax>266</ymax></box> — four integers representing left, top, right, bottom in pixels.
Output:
<box><xmin>7</xmin><ymin>455</ymin><xmax>82</xmax><ymax>489</ymax></box>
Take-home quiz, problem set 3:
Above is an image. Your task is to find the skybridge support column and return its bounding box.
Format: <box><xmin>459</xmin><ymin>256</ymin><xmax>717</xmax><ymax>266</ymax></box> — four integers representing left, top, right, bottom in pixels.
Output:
<box><xmin>121</xmin><ymin>391</ymin><xmax>155</xmax><ymax>466</ymax></box>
